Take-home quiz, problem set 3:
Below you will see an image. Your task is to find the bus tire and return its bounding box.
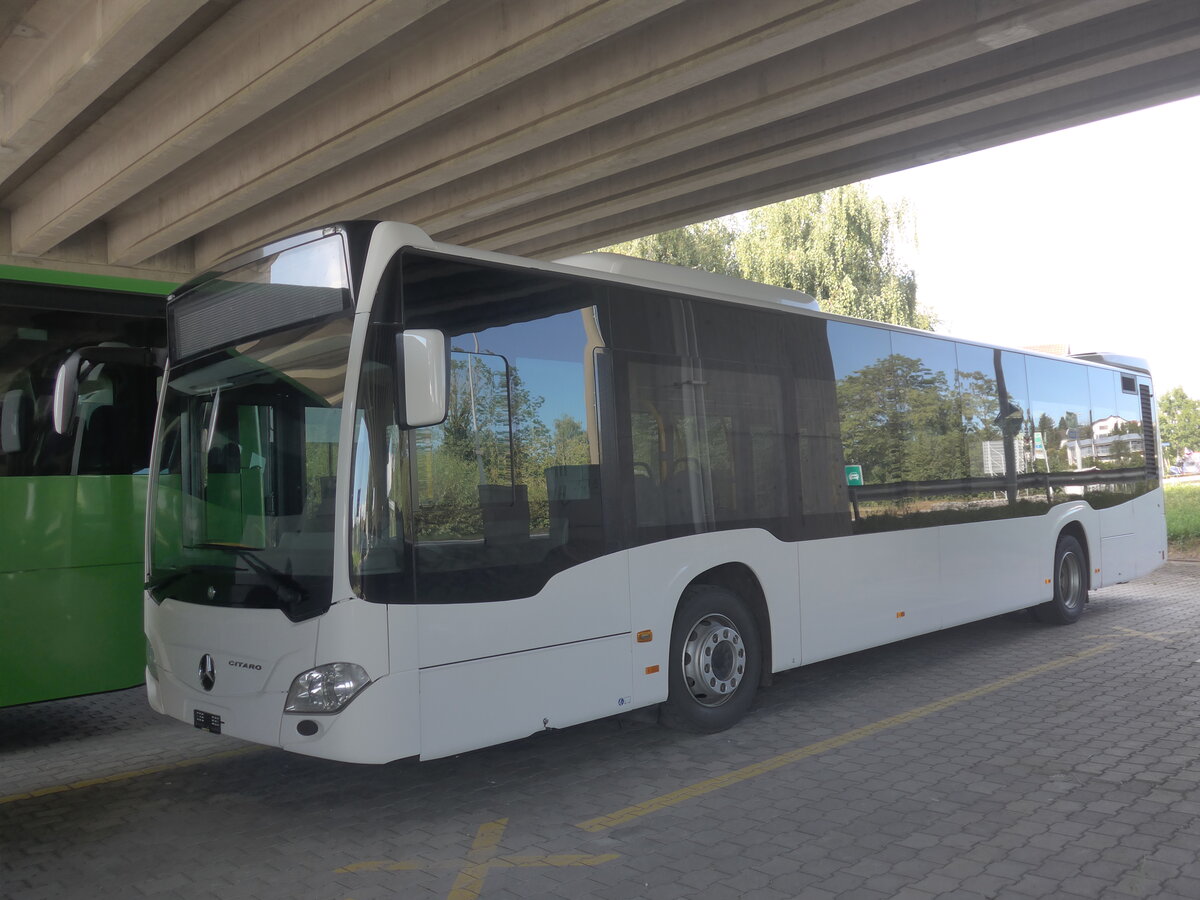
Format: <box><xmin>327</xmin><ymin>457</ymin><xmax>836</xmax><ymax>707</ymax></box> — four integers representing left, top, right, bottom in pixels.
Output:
<box><xmin>659</xmin><ymin>585</ymin><xmax>762</xmax><ymax>733</ymax></box>
<box><xmin>1035</xmin><ymin>534</ymin><xmax>1087</xmax><ymax>625</ymax></box>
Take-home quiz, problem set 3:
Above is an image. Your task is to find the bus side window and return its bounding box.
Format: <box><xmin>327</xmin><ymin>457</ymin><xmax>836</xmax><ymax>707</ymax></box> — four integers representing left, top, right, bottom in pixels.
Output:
<box><xmin>413</xmin><ymin>349</ymin><xmax>518</xmax><ymax>547</ymax></box>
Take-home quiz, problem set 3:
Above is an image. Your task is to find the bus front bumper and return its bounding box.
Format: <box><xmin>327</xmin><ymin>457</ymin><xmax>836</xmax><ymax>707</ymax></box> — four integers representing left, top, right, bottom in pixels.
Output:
<box><xmin>146</xmin><ymin>665</ymin><xmax>421</xmax><ymax>764</ymax></box>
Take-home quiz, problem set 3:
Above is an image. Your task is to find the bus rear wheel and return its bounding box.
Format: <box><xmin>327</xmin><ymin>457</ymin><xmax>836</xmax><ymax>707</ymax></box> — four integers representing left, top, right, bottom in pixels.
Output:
<box><xmin>1035</xmin><ymin>534</ymin><xmax>1087</xmax><ymax>625</ymax></box>
<box><xmin>660</xmin><ymin>585</ymin><xmax>762</xmax><ymax>733</ymax></box>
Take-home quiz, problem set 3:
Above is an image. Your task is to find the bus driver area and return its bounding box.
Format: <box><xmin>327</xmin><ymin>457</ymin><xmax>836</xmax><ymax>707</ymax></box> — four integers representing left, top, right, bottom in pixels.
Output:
<box><xmin>4</xmin><ymin>563</ymin><xmax>1200</xmax><ymax>900</ymax></box>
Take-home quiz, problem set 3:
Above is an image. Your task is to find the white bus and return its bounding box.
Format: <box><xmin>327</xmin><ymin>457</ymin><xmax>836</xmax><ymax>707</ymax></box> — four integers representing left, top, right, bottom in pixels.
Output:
<box><xmin>144</xmin><ymin>222</ymin><xmax>1166</xmax><ymax>764</ymax></box>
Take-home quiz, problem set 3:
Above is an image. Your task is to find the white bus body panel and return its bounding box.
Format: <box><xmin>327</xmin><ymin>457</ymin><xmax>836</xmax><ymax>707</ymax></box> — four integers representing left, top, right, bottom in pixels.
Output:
<box><xmin>938</xmin><ymin>504</ymin><xmax>1094</xmax><ymax>628</ymax></box>
<box><xmin>416</xmin><ymin>634</ymin><xmax>631</xmax><ymax>760</ymax></box>
<box><xmin>1097</xmin><ymin>487</ymin><xmax>1166</xmax><ymax>585</ymax></box>
<box><xmin>1098</xmin><ymin>498</ymin><xmax>1136</xmax><ymax>585</ymax></box>
<box><xmin>401</xmin><ymin>553</ymin><xmax>631</xmax><ymax>759</ymax></box>
<box><xmin>145</xmin><ymin>596</ymin><xmax>318</xmax><ymax>748</ymax></box>
<box><xmin>411</xmin><ymin>553</ymin><xmax>631</xmax><ymax>669</ymax></box>
<box><xmin>798</xmin><ymin>528</ymin><xmax>942</xmax><ymax>664</ymax></box>
<box><xmin>145</xmin><ymin>594</ymin><xmax>418</xmax><ymax>763</ymax></box>
<box><xmin>1132</xmin><ymin>488</ymin><xmax>1168</xmax><ymax>578</ymax></box>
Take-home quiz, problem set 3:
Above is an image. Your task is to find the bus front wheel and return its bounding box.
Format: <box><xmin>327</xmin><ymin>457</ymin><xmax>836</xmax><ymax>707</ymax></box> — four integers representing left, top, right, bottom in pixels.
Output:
<box><xmin>1035</xmin><ymin>534</ymin><xmax>1087</xmax><ymax>625</ymax></box>
<box><xmin>660</xmin><ymin>585</ymin><xmax>762</xmax><ymax>733</ymax></box>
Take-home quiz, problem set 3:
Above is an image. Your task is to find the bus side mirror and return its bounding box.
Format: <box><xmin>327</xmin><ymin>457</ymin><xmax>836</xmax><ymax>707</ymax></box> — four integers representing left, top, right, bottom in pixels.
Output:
<box><xmin>399</xmin><ymin>329</ymin><xmax>448</xmax><ymax>427</ymax></box>
<box><xmin>52</xmin><ymin>352</ymin><xmax>85</xmax><ymax>435</ymax></box>
<box><xmin>52</xmin><ymin>344</ymin><xmax>163</xmax><ymax>435</ymax></box>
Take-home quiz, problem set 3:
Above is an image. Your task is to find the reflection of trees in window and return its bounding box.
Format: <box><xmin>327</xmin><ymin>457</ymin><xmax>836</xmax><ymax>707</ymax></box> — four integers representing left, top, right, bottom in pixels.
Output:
<box><xmin>415</xmin><ymin>353</ymin><xmax>594</xmax><ymax>541</ymax></box>
<box><xmin>836</xmin><ymin>353</ymin><xmax>962</xmax><ymax>487</ymax></box>
<box><xmin>958</xmin><ymin>368</ymin><xmax>1008</xmax><ymax>478</ymax></box>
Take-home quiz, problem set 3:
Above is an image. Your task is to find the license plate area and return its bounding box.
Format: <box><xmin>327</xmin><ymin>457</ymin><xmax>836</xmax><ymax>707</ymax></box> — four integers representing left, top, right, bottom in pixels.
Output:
<box><xmin>194</xmin><ymin>709</ymin><xmax>223</xmax><ymax>734</ymax></box>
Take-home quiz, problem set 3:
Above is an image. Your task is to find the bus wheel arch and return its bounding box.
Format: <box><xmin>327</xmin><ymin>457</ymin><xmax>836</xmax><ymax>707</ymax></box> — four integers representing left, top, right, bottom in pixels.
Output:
<box><xmin>1035</xmin><ymin>525</ymin><xmax>1089</xmax><ymax>625</ymax></box>
<box><xmin>659</xmin><ymin>564</ymin><xmax>769</xmax><ymax>733</ymax></box>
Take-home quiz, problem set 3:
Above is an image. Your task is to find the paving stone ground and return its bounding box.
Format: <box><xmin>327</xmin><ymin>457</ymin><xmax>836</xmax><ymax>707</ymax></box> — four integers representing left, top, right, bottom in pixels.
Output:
<box><xmin>3</xmin><ymin>562</ymin><xmax>1200</xmax><ymax>900</ymax></box>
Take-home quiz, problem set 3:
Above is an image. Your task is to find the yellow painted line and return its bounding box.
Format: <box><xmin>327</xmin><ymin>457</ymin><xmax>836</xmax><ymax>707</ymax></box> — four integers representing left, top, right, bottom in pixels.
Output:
<box><xmin>0</xmin><ymin>745</ymin><xmax>262</xmax><ymax>806</ymax></box>
<box><xmin>337</xmin><ymin>817</ymin><xmax>619</xmax><ymax>900</ymax></box>
<box><xmin>576</xmin><ymin>642</ymin><xmax>1118</xmax><ymax>833</ymax></box>
<box><xmin>448</xmin><ymin>818</ymin><xmax>510</xmax><ymax>900</ymax></box>
<box><xmin>1108</xmin><ymin>626</ymin><xmax>1184</xmax><ymax>643</ymax></box>
<box><xmin>337</xmin><ymin>853</ymin><xmax>620</xmax><ymax>874</ymax></box>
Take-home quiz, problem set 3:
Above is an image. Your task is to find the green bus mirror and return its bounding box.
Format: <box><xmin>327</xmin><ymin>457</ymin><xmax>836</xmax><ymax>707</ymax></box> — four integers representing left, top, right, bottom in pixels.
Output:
<box><xmin>400</xmin><ymin>329</ymin><xmax>448</xmax><ymax>427</ymax></box>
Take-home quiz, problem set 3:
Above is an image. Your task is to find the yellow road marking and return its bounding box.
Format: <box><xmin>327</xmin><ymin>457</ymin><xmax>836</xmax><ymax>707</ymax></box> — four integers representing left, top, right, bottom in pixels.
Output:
<box><xmin>0</xmin><ymin>745</ymin><xmax>262</xmax><ymax>806</ymax></box>
<box><xmin>336</xmin><ymin>818</ymin><xmax>619</xmax><ymax>900</ymax></box>
<box><xmin>1107</xmin><ymin>626</ymin><xmax>1185</xmax><ymax>643</ymax></box>
<box><xmin>448</xmin><ymin>817</ymin><xmax>509</xmax><ymax>900</ymax></box>
<box><xmin>575</xmin><ymin>641</ymin><xmax>1118</xmax><ymax>833</ymax></box>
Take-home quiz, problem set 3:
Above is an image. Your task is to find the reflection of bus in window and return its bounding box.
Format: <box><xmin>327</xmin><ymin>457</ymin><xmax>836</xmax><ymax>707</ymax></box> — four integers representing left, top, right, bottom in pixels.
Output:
<box><xmin>1</xmin><ymin>271</ymin><xmax>167</xmax><ymax>707</ymax></box>
<box><xmin>144</xmin><ymin>222</ymin><xmax>1165</xmax><ymax>764</ymax></box>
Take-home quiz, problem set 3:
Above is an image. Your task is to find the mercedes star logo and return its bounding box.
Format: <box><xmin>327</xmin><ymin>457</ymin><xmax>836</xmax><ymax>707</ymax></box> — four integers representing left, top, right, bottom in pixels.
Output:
<box><xmin>198</xmin><ymin>653</ymin><xmax>216</xmax><ymax>691</ymax></box>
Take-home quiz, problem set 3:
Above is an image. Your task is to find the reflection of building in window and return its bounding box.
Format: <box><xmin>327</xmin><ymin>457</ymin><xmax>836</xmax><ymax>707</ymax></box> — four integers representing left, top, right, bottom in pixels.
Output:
<box><xmin>1091</xmin><ymin>415</ymin><xmax>1129</xmax><ymax>438</ymax></box>
<box><xmin>1064</xmin><ymin>414</ymin><xmax>1144</xmax><ymax>468</ymax></box>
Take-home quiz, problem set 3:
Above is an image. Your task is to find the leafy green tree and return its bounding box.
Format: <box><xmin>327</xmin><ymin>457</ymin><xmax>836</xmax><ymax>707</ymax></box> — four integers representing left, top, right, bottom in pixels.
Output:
<box><xmin>735</xmin><ymin>186</ymin><xmax>933</xmax><ymax>329</ymax></box>
<box><xmin>552</xmin><ymin>415</ymin><xmax>591</xmax><ymax>465</ymax></box>
<box><xmin>1160</xmin><ymin>387</ymin><xmax>1200</xmax><ymax>461</ymax></box>
<box><xmin>604</xmin><ymin>219</ymin><xmax>739</xmax><ymax>276</ymax></box>
<box><xmin>601</xmin><ymin>184</ymin><xmax>934</xmax><ymax>329</ymax></box>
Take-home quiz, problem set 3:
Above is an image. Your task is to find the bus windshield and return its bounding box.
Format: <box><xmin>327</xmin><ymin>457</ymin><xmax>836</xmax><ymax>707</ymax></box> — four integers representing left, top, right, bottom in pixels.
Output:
<box><xmin>148</xmin><ymin>316</ymin><xmax>354</xmax><ymax>621</ymax></box>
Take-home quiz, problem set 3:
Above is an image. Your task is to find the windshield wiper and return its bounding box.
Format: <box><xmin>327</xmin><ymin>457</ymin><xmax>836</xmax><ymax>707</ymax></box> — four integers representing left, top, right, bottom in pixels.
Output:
<box><xmin>194</xmin><ymin>542</ymin><xmax>307</xmax><ymax>610</ymax></box>
<box><xmin>145</xmin><ymin>563</ymin><xmax>225</xmax><ymax>597</ymax></box>
<box><xmin>146</xmin><ymin>570</ymin><xmax>188</xmax><ymax>594</ymax></box>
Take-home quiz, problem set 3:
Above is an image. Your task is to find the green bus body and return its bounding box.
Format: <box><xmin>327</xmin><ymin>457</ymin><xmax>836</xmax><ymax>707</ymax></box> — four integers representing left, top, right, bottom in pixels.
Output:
<box><xmin>0</xmin><ymin>267</ymin><xmax>167</xmax><ymax>707</ymax></box>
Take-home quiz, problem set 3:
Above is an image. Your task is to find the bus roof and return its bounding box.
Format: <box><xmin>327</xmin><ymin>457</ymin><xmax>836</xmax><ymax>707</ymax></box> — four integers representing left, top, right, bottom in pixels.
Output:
<box><xmin>554</xmin><ymin>252</ymin><xmax>819</xmax><ymax>312</ymax></box>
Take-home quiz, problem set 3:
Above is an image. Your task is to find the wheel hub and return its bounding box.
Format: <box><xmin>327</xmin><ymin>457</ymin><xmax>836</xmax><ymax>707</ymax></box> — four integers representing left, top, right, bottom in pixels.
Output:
<box><xmin>1059</xmin><ymin>550</ymin><xmax>1083</xmax><ymax>610</ymax></box>
<box><xmin>681</xmin><ymin>613</ymin><xmax>746</xmax><ymax>707</ymax></box>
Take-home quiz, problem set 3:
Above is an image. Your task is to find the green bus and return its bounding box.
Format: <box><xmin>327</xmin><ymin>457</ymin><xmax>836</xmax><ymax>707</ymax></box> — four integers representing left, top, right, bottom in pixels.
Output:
<box><xmin>0</xmin><ymin>266</ymin><xmax>169</xmax><ymax>707</ymax></box>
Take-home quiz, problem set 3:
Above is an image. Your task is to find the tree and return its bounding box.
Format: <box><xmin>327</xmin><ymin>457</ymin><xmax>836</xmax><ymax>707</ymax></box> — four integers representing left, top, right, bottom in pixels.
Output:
<box><xmin>601</xmin><ymin>184</ymin><xmax>935</xmax><ymax>330</ymax></box>
<box><xmin>1159</xmin><ymin>387</ymin><xmax>1200</xmax><ymax>461</ymax></box>
<box><xmin>735</xmin><ymin>186</ymin><xmax>933</xmax><ymax>329</ymax></box>
<box><xmin>604</xmin><ymin>219</ymin><xmax>739</xmax><ymax>276</ymax></box>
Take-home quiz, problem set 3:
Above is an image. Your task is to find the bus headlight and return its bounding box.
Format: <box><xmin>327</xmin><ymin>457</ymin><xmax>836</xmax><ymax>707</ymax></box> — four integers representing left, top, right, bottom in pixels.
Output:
<box><xmin>285</xmin><ymin>663</ymin><xmax>371</xmax><ymax>714</ymax></box>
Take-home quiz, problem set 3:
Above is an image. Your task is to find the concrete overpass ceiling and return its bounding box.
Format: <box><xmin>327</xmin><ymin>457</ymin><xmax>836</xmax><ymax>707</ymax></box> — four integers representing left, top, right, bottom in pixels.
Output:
<box><xmin>1</xmin><ymin>0</ymin><xmax>1197</xmax><ymax>284</ymax></box>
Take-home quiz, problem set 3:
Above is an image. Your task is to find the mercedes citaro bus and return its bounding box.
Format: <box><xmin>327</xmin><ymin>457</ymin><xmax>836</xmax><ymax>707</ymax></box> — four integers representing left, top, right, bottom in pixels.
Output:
<box><xmin>143</xmin><ymin>222</ymin><xmax>1165</xmax><ymax>763</ymax></box>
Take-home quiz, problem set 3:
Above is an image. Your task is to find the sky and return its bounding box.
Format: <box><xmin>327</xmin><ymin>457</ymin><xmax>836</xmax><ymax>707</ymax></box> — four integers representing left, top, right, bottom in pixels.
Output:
<box><xmin>865</xmin><ymin>93</ymin><xmax>1200</xmax><ymax>399</ymax></box>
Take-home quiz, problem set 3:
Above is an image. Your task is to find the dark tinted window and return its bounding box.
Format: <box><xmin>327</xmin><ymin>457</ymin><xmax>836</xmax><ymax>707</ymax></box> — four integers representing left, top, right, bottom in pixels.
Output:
<box><xmin>354</xmin><ymin>252</ymin><xmax>608</xmax><ymax>604</ymax></box>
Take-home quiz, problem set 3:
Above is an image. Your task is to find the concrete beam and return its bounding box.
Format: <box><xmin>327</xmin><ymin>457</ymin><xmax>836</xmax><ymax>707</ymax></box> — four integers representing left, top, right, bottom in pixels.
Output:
<box><xmin>499</xmin><ymin>49</ymin><xmax>1200</xmax><ymax>259</ymax></box>
<box><xmin>0</xmin><ymin>0</ymin><xmax>207</xmax><ymax>185</ymax></box>
<box><xmin>189</xmin><ymin>0</ymin><xmax>916</xmax><ymax>268</ymax></box>
<box><xmin>6</xmin><ymin>0</ymin><xmax>449</xmax><ymax>257</ymax></box>
<box><xmin>105</xmin><ymin>0</ymin><xmax>684</xmax><ymax>266</ymax></box>
<box><xmin>0</xmin><ymin>212</ymin><xmax>191</xmax><ymax>284</ymax></box>
<box><xmin>430</xmin><ymin>2</ymin><xmax>1200</xmax><ymax>251</ymax></box>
